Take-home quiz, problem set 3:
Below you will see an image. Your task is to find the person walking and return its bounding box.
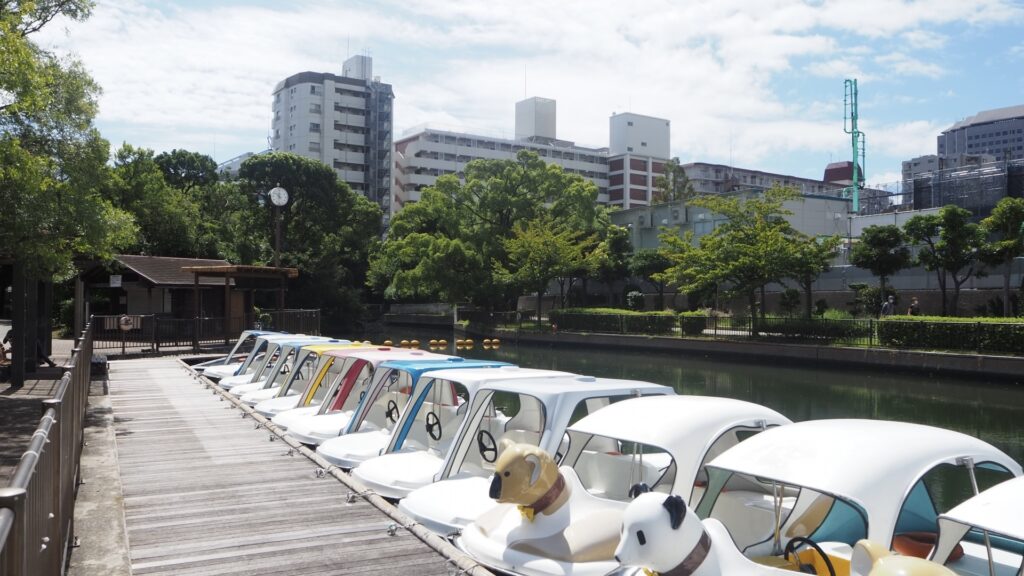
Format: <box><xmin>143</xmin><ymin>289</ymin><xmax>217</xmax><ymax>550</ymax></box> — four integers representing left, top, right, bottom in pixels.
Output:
<box><xmin>880</xmin><ymin>295</ymin><xmax>895</xmax><ymax>317</ymax></box>
<box><xmin>907</xmin><ymin>297</ymin><xmax>920</xmax><ymax>316</ymax></box>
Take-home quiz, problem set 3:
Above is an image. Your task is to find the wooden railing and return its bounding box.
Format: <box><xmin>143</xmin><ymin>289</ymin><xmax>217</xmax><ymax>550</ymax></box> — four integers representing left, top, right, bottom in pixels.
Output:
<box><xmin>0</xmin><ymin>322</ymin><xmax>92</xmax><ymax>575</ymax></box>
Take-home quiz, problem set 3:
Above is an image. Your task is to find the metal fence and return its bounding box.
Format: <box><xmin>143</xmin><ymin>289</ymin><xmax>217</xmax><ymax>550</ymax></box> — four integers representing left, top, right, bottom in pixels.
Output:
<box><xmin>0</xmin><ymin>321</ymin><xmax>93</xmax><ymax>575</ymax></box>
<box><xmin>91</xmin><ymin>310</ymin><xmax>320</xmax><ymax>353</ymax></box>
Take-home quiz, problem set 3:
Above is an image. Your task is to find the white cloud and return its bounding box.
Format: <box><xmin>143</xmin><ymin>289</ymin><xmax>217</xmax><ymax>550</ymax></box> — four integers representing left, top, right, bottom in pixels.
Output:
<box><xmin>31</xmin><ymin>0</ymin><xmax>1018</xmax><ymax>176</ymax></box>
<box><xmin>875</xmin><ymin>53</ymin><xmax>946</xmax><ymax>79</ymax></box>
<box><xmin>1010</xmin><ymin>44</ymin><xmax>1024</xmax><ymax>59</ymax></box>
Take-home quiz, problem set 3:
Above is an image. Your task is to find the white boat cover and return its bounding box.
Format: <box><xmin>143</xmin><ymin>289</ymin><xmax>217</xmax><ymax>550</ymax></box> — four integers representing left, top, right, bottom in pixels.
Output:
<box><xmin>708</xmin><ymin>419</ymin><xmax>1023</xmax><ymax>545</ymax></box>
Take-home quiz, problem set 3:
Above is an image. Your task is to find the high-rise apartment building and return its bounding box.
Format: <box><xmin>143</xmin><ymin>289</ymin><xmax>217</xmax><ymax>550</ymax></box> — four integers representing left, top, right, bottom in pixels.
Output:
<box><xmin>392</xmin><ymin>97</ymin><xmax>610</xmax><ymax>215</ymax></box>
<box><xmin>271</xmin><ymin>55</ymin><xmax>394</xmax><ymax>219</ymax></box>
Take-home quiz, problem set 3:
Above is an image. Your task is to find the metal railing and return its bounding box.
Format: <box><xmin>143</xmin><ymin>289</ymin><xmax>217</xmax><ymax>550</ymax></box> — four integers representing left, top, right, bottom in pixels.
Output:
<box><xmin>91</xmin><ymin>310</ymin><xmax>320</xmax><ymax>354</ymax></box>
<box><xmin>0</xmin><ymin>321</ymin><xmax>93</xmax><ymax>575</ymax></box>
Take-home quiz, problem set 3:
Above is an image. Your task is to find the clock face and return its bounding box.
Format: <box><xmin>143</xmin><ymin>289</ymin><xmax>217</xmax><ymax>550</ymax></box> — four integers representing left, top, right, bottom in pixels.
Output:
<box><xmin>269</xmin><ymin>187</ymin><xmax>288</xmax><ymax>206</ymax></box>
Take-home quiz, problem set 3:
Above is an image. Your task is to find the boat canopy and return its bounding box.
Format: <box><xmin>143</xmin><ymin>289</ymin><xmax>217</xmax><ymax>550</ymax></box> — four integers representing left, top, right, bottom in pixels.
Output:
<box><xmin>933</xmin><ymin>476</ymin><xmax>1024</xmax><ymax>564</ymax></box>
<box><xmin>706</xmin><ymin>419</ymin><xmax>1022</xmax><ymax>544</ymax></box>
<box><xmin>568</xmin><ymin>395</ymin><xmax>789</xmax><ymax>494</ymax></box>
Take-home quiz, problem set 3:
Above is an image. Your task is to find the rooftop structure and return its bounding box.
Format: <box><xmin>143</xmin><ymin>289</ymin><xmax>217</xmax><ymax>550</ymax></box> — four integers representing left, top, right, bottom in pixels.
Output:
<box><xmin>938</xmin><ymin>104</ymin><xmax>1024</xmax><ymax>163</ymax></box>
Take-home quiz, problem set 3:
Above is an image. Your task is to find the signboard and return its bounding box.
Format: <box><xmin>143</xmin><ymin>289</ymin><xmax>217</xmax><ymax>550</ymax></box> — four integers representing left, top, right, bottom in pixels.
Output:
<box><xmin>109</xmin><ymin>275</ymin><xmax>122</xmax><ymax>288</ymax></box>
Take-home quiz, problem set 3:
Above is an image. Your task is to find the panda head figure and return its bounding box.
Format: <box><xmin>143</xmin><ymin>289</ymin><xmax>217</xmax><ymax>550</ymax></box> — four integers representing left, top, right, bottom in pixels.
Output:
<box><xmin>614</xmin><ymin>492</ymin><xmax>708</xmax><ymax>574</ymax></box>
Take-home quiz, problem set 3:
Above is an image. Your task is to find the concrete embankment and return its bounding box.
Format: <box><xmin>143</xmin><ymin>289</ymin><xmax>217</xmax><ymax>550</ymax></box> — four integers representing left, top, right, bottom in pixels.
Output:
<box><xmin>455</xmin><ymin>325</ymin><xmax>1024</xmax><ymax>384</ymax></box>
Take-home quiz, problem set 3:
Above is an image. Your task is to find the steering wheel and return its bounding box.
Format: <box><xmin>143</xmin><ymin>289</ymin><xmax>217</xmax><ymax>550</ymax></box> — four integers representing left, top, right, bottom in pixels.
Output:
<box><xmin>425</xmin><ymin>412</ymin><xmax>442</xmax><ymax>441</ymax></box>
<box><xmin>783</xmin><ymin>536</ymin><xmax>836</xmax><ymax>576</ymax></box>
<box><xmin>477</xmin><ymin>430</ymin><xmax>497</xmax><ymax>463</ymax></box>
<box><xmin>385</xmin><ymin>400</ymin><xmax>400</xmax><ymax>423</ymax></box>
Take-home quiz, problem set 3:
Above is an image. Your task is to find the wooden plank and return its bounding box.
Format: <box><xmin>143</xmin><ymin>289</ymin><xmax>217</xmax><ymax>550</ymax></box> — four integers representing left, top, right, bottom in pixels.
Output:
<box><xmin>107</xmin><ymin>358</ymin><xmax>454</xmax><ymax>576</ymax></box>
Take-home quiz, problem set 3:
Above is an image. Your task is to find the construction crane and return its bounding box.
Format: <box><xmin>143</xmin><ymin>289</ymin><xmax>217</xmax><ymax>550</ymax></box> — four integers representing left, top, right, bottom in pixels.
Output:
<box><xmin>844</xmin><ymin>78</ymin><xmax>866</xmax><ymax>213</ymax></box>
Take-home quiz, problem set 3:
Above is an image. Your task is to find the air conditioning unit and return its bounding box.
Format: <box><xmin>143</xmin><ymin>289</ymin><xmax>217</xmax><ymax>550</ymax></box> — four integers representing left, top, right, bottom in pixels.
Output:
<box><xmin>670</xmin><ymin>208</ymin><xmax>684</xmax><ymax>224</ymax></box>
<box><xmin>637</xmin><ymin>213</ymin><xmax>650</xmax><ymax>228</ymax></box>
<box><xmin>696</xmin><ymin>213</ymin><xmax>707</xmax><ymax>221</ymax></box>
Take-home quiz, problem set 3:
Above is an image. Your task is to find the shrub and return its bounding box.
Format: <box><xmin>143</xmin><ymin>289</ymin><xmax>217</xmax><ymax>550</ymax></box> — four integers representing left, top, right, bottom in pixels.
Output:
<box><xmin>758</xmin><ymin>316</ymin><xmax>872</xmax><ymax>342</ymax></box>
<box><xmin>779</xmin><ymin>288</ymin><xmax>801</xmax><ymax>317</ymax></box>
<box><xmin>822</xmin><ymin>308</ymin><xmax>854</xmax><ymax>320</ymax></box>
<box><xmin>550</xmin><ymin>308</ymin><xmax>677</xmax><ymax>335</ymax></box>
<box><xmin>679</xmin><ymin>311</ymin><xmax>707</xmax><ymax>336</ymax></box>
<box><xmin>878</xmin><ymin>315</ymin><xmax>1024</xmax><ymax>354</ymax></box>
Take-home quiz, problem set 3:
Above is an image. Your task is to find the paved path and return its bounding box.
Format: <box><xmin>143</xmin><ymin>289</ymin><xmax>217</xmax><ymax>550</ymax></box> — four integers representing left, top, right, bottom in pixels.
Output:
<box><xmin>107</xmin><ymin>357</ymin><xmax>458</xmax><ymax>576</ymax></box>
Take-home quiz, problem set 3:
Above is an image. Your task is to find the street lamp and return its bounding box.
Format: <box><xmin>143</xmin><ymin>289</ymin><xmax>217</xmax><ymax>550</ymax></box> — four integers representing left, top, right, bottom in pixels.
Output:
<box><xmin>269</xmin><ymin>185</ymin><xmax>289</xmax><ymax>268</ymax></box>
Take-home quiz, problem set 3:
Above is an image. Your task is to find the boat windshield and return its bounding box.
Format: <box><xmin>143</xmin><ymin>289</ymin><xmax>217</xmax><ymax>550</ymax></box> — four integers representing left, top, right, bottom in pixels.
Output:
<box><xmin>277</xmin><ymin>351</ymin><xmax>322</xmax><ymax>396</ymax></box>
<box><xmin>452</xmin><ymin>391</ymin><xmax>545</xmax><ymax>478</ymax></box>
<box><xmin>392</xmin><ymin>377</ymin><xmax>467</xmax><ymax>455</ymax></box>
<box><xmin>227</xmin><ymin>333</ymin><xmax>259</xmax><ymax>360</ymax></box>
<box><xmin>265</xmin><ymin>349</ymin><xmax>298</xmax><ymax>387</ymax></box>
<box><xmin>318</xmin><ymin>359</ymin><xmax>373</xmax><ymax>412</ymax></box>
<box><xmin>565</xmin><ymin>433</ymin><xmax>675</xmax><ymax>502</ymax></box>
<box><xmin>695</xmin><ymin>468</ymin><xmax>868</xmax><ymax>558</ymax></box>
<box><xmin>351</xmin><ymin>368</ymin><xmax>416</xmax><ymax>434</ymax></box>
<box><xmin>297</xmin><ymin>356</ymin><xmax>349</xmax><ymax>407</ymax></box>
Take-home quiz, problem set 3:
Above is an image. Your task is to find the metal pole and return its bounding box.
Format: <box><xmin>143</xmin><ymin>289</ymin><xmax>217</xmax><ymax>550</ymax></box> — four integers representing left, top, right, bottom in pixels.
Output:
<box><xmin>959</xmin><ymin>457</ymin><xmax>995</xmax><ymax>576</ymax></box>
<box><xmin>274</xmin><ymin>205</ymin><xmax>281</xmax><ymax>268</ymax></box>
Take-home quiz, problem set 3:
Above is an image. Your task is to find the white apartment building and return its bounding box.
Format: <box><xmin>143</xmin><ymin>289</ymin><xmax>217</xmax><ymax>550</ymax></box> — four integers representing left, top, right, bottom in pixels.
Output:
<box><xmin>607</xmin><ymin>113</ymin><xmax>671</xmax><ymax>209</ymax></box>
<box><xmin>392</xmin><ymin>97</ymin><xmax>610</xmax><ymax>214</ymax></box>
<box><xmin>272</xmin><ymin>55</ymin><xmax>394</xmax><ymax>219</ymax></box>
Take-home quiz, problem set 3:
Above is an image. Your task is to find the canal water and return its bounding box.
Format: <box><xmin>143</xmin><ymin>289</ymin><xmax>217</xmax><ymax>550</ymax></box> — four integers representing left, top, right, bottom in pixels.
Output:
<box><xmin>374</xmin><ymin>326</ymin><xmax>1024</xmax><ymax>466</ymax></box>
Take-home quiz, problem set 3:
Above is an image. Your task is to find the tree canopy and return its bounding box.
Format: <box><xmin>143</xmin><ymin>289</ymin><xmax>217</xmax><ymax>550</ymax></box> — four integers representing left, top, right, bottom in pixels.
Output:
<box><xmin>904</xmin><ymin>205</ymin><xmax>986</xmax><ymax>316</ymax></box>
<box><xmin>980</xmin><ymin>197</ymin><xmax>1024</xmax><ymax>316</ymax></box>
<box><xmin>652</xmin><ymin>157</ymin><xmax>695</xmax><ymax>203</ymax></box>
<box><xmin>849</xmin><ymin>224</ymin><xmax>911</xmax><ymax>297</ymax></box>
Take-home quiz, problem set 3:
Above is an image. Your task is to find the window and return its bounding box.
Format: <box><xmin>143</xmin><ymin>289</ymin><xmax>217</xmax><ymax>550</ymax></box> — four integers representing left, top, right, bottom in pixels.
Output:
<box><xmin>627</xmin><ymin>121</ymin><xmax>633</xmax><ymax>126</ymax></box>
<box><xmin>308</xmin><ymin>142</ymin><xmax>320</xmax><ymax>152</ymax></box>
<box><xmin>309</xmin><ymin>103</ymin><xmax>321</xmax><ymax>114</ymax></box>
<box><xmin>641</xmin><ymin>141</ymin><xmax>647</xmax><ymax>147</ymax></box>
<box><xmin>309</xmin><ymin>122</ymin><xmax>320</xmax><ymax>133</ymax></box>
<box><xmin>627</xmin><ymin>146</ymin><xmax>634</xmax><ymax>152</ymax></box>
<box><xmin>310</xmin><ymin>85</ymin><xmax>321</xmax><ymax>95</ymax></box>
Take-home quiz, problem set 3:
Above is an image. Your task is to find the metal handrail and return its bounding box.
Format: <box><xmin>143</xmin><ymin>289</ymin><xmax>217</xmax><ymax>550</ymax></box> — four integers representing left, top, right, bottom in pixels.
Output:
<box><xmin>0</xmin><ymin>320</ymin><xmax>93</xmax><ymax>575</ymax></box>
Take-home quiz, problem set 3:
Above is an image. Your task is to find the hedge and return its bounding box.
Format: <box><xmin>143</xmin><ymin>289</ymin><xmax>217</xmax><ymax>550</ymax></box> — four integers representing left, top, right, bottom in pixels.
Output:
<box><xmin>679</xmin><ymin>311</ymin><xmax>708</xmax><ymax>336</ymax></box>
<box><xmin>878</xmin><ymin>315</ymin><xmax>1024</xmax><ymax>354</ymax></box>
<box><xmin>550</xmin><ymin>308</ymin><xmax>678</xmax><ymax>335</ymax></box>
<box><xmin>758</xmin><ymin>316</ymin><xmax>873</xmax><ymax>342</ymax></box>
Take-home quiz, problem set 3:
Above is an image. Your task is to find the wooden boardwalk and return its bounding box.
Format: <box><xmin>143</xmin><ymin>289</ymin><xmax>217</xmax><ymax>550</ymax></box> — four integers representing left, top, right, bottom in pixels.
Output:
<box><xmin>108</xmin><ymin>357</ymin><xmax>463</xmax><ymax>576</ymax></box>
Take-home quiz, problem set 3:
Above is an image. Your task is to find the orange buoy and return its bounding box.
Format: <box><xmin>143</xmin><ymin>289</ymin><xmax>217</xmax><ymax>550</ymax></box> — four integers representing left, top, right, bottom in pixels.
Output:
<box><xmin>383</xmin><ymin>340</ymin><xmax>393</xmax><ymax>346</ymax></box>
<box><xmin>400</xmin><ymin>339</ymin><xmax>410</xmax><ymax>348</ymax></box>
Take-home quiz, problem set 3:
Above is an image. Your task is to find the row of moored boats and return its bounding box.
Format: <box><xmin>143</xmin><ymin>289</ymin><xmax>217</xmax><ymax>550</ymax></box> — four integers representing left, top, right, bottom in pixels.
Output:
<box><xmin>193</xmin><ymin>330</ymin><xmax>1024</xmax><ymax>576</ymax></box>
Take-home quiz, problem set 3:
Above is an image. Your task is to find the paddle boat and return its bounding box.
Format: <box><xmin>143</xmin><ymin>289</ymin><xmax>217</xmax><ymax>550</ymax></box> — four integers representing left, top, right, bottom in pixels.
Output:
<box><xmin>216</xmin><ymin>334</ymin><xmax>328</xmax><ymax>389</ymax></box>
<box><xmin>355</xmin><ymin>367</ymin><xmax>583</xmax><ymax>500</ymax></box>
<box><xmin>221</xmin><ymin>336</ymin><xmax>336</xmax><ymax>394</ymax></box>
<box><xmin>307</xmin><ymin>357</ymin><xmax>514</xmax><ymax>455</ymax></box>
<box><xmin>613</xmin><ymin>492</ymin><xmax>959</xmax><ymax>576</ymax></box>
<box><xmin>923</xmin><ymin>475</ymin><xmax>1024</xmax><ymax>576</ymax></box>
<box><xmin>292</xmin><ymin>357</ymin><xmax>510</xmax><ymax>448</ymax></box>
<box><xmin>272</xmin><ymin>344</ymin><xmax>448</xmax><ymax>434</ymax></box>
<box><xmin>237</xmin><ymin>342</ymin><xmax>363</xmax><ymax>407</ymax></box>
<box><xmin>204</xmin><ymin>332</ymin><xmax>300</xmax><ymax>381</ymax></box>
<box><xmin>192</xmin><ymin>329</ymin><xmax>279</xmax><ymax>374</ymax></box>
<box><xmin>456</xmin><ymin>395</ymin><xmax>790</xmax><ymax>576</ymax></box>
<box><xmin>666</xmin><ymin>419</ymin><xmax>1022</xmax><ymax>576</ymax></box>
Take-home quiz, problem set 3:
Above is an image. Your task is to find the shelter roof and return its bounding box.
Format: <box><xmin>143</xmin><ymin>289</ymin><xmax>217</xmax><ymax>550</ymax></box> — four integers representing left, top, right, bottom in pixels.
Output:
<box><xmin>112</xmin><ymin>255</ymin><xmax>230</xmax><ymax>287</ymax></box>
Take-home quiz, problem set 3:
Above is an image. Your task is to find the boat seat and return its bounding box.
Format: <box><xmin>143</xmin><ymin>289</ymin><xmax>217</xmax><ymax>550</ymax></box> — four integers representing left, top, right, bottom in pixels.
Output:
<box><xmin>573</xmin><ymin>451</ymin><xmax>665</xmax><ymax>501</ymax></box>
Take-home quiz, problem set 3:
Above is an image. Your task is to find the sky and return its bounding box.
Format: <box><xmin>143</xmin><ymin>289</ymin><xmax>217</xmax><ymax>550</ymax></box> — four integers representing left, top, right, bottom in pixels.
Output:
<box><xmin>37</xmin><ymin>0</ymin><xmax>1024</xmax><ymax>187</ymax></box>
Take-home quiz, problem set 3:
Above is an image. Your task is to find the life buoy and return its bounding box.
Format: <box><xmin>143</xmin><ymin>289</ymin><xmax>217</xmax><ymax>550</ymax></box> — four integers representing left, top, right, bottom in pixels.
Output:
<box><xmin>892</xmin><ymin>532</ymin><xmax>964</xmax><ymax>561</ymax></box>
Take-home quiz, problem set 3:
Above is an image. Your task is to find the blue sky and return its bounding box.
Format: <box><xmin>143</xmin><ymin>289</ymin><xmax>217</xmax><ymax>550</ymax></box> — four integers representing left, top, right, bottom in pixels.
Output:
<box><xmin>39</xmin><ymin>0</ymin><xmax>1024</xmax><ymax>187</ymax></box>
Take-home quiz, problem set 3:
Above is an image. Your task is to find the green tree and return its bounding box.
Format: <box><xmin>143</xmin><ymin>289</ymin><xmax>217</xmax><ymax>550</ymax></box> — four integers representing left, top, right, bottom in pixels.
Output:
<box><xmin>660</xmin><ymin>187</ymin><xmax>801</xmax><ymax>325</ymax></box>
<box><xmin>372</xmin><ymin>151</ymin><xmax>606</xmax><ymax>310</ymax></box>
<box><xmin>787</xmin><ymin>234</ymin><xmax>842</xmax><ymax>318</ymax></box>
<box><xmin>108</xmin><ymin>143</ymin><xmax>201</xmax><ymax>256</ymax></box>
<box><xmin>652</xmin><ymin>157</ymin><xmax>695</xmax><ymax>203</ymax></box>
<box><xmin>849</xmin><ymin>225</ymin><xmax>910</xmax><ymax>300</ymax></box>
<box><xmin>904</xmin><ymin>205</ymin><xmax>986</xmax><ymax>316</ymax></box>
<box><xmin>980</xmin><ymin>197</ymin><xmax>1024</xmax><ymax>317</ymax></box>
<box><xmin>238</xmin><ymin>152</ymin><xmax>381</xmax><ymax>332</ymax></box>
<box><xmin>1</xmin><ymin>1</ymin><xmax>135</xmax><ymax>277</ymax></box>
<box><xmin>630</xmin><ymin>249</ymin><xmax>673</xmax><ymax>310</ymax></box>
<box><xmin>495</xmin><ymin>215</ymin><xmax>596</xmax><ymax>328</ymax></box>
<box><xmin>154</xmin><ymin>148</ymin><xmax>218</xmax><ymax>192</ymax></box>
<box><xmin>591</xmin><ymin>225</ymin><xmax>633</xmax><ymax>305</ymax></box>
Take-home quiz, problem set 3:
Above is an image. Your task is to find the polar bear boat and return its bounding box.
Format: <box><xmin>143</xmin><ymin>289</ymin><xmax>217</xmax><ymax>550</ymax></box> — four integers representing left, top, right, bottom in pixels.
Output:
<box><xmin>306</xmin><ymin>357</ymin><xmax>511</xmax><ymax>456</ymax></box>
<box><xmin>268</xmin><ymin>347</ymin><xmax>445</xmax><ymax>435</ymax></box>
<box><xmin>686</xmin><ymin>419</ymin><xmax>1023</xmax><ymax>576</ymax></box>
<box><xmin>457</xmin><ymin>395</ymin><xmax>790</xmax><ymax>576</ymax></box>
